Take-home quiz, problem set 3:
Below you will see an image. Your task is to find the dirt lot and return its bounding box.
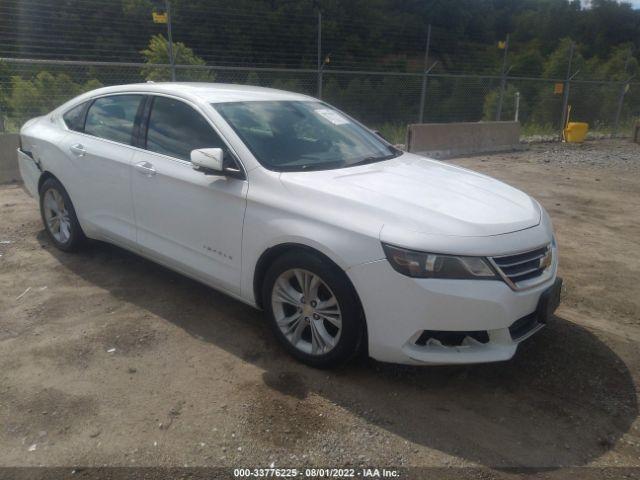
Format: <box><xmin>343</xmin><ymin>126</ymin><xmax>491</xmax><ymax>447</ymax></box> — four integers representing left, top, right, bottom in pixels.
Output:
<box><xmin>1</xmin><ymin>139</ymin><xmax>639</xmax><ymax>476</ymax></box>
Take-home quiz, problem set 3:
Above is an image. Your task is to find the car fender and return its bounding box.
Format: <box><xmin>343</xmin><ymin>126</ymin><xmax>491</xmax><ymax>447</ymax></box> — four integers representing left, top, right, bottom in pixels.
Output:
<box><xmin>240</xmin><ymin>211</ymin><xmax>384</xmax><ymax>306</ymax></box>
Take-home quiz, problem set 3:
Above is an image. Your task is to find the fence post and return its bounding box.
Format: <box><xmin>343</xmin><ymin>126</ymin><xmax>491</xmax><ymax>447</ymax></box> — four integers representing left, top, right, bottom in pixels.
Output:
<box><xmin>495</xmin><ymin>34</ymin><xmax>510</xmax><ymax>121</ymax></box>
<box><xmin>418</xmin><ymin>24</ymin><xmax>432</xmax><ymax>124</ymax></box>
<box><xmin>317</xmin><ymin>11</ymin><xmax>323</xmax><ymax>99</ymax></box>
<box><xmin>560</xmin><ymin>41</ymin><xmax>575</xmax><ymax>137</ymax></box>
<box><xmin>165</xmin><ymin>0</ymin><xmax>176</xmax><ymax>81</ymax></box>
<box><xmin>613</xmin><ymin>50</ymin><xmax>633</xmax><ymax>136</ymax></box>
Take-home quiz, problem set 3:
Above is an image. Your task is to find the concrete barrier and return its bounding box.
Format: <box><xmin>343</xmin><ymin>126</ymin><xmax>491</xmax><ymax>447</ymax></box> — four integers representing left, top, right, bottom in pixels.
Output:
<box><xmin>0</xmin><ymin>133</ymin><xmax>20</xmax><ymax>184</ymax></box>
<box><xmin>406</xmin><ymin>121</ymin><xmax>523</xmax><ymax>158</ymax></box>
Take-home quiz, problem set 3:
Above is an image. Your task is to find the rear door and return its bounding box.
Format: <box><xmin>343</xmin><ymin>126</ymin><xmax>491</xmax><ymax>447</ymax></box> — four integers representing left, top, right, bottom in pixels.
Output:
<box><xmin>58</xmin><ymin>94</ymin><xmax>145</xmax><ymax>247</ymax></box>
<box><xmin>131</xmin><ymin>95</ymin><xmax>248</xmax><ymax>294</ymax></box>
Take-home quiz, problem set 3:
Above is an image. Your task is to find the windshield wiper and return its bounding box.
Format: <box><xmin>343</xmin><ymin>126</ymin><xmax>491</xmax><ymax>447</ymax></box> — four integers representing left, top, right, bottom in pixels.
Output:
<box><xmin>348</xmin><ymin>151</ymin><xmax>401</xmax><ymax>167</ymax></box>
<box><xmin>277</xmin><ymin>148</ymin><xmax>403</xmax><ymax>172</ymax></box>
<box><xmin>278</xmin><ymin>159</ymin><xmax>346</xmax><ymax>172</ymax></box>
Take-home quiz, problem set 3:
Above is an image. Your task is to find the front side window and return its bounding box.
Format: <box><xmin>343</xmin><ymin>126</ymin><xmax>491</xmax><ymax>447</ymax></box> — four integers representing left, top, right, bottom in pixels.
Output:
<box><xmin>84</xmin><ymin>95</ymin><xmax>143</xmax><ymax>145</ymax></box>
<box><xmin>213</xmin><ymin>101</ymin><xmax>400</xmax><ymax>171</ymax></box>
<box><xmin>63</xmin><ymin>102</ymin><xmax>88</xmax><ymax>132</ymax></box>
<box><xmin>145</xmin><ymin>96</ymin><xmax>225</xmax><ymax>161</ymax></box>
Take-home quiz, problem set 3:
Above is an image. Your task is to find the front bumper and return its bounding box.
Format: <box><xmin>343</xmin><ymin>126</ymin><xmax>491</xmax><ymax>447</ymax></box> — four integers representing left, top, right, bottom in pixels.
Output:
<box><xmin>348</xmin><ymin>258</ymin><xmax>559</xmax><ymax>365</ymax></box>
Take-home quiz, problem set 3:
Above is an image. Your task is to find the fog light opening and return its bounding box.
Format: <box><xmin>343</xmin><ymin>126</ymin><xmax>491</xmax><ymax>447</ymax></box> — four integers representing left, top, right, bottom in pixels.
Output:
<box><xmin>415</xmin><ymin>330</ymin><xmax>490</xmax><ymax>347</ymax></box>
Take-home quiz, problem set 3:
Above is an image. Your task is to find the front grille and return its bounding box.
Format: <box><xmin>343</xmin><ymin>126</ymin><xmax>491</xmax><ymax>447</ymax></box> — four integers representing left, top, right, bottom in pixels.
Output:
<box><xmin>491</xmin><ymin>245</ymin><xmax>552</xmax><ymax>289</ymax></box>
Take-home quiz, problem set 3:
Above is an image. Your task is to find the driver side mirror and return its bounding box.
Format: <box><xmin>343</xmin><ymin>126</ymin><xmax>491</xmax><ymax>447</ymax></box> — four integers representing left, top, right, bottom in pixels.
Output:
<box><xmin>191</xmin><ymin>148</ymin><xmax>224</xmax><ymax>174</ymax></box>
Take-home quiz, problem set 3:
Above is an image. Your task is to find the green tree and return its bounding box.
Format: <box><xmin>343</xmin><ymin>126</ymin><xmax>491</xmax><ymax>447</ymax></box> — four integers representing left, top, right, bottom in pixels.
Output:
<box><xmin>7</xmin><ymin>71</ymin><xmax>102</xmax><ymax>126</ymax></box>
<box><xmin>271</xmin><ymin>77</ymin><xmax>306</xmax><ymax>94</ymax></box>
<box><xmin>540</xmin><ymin>38</ymin><xmax>585</xmax><ymax>78</ymax></box>
<box><xmin>245</xmin><ymin>71</ymin><xmax>261</xmax><ymax>86</ymax></box>
<box><xmin>526</xmin><ymin>38</ymin><xmax>585</xmax><ymax>127</ymax></box>
<box><xmin>483</xmin><ymin>84</ymin><xmax>529</xmax><ymax>122</ymax></box>
<box><xmin>0</xmin><ymin>61</ymin><xmax>10</xmax><ymax>130</ymax></box>
<box><xmin>141</xmin><ymin>34</ymin><xmax>214</xmax><ymax>82</ymax></box>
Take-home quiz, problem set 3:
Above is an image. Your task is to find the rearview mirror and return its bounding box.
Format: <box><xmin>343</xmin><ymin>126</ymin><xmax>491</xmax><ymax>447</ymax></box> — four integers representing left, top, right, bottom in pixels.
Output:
<box><xmin>191</xmin><ymin>148</ymin><xmax>223</xmax><ymax>174</ymax></box>
<box><xmin>372</xmin><ymin>130</ymin><xmax>387</xmax><ymax>141</ymax></box>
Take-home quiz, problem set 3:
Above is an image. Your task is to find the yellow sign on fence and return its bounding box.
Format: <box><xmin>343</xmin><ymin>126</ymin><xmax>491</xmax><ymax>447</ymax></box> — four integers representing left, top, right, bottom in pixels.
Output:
<box><xmin>554</xmin><ymin>83</ymin><xmax>564</xmax><ymax>94</ymax></box>
<box><xmin>152</xmin><ymin>12</ymin><xmax>168</xmax><ymax>23</ymax></box>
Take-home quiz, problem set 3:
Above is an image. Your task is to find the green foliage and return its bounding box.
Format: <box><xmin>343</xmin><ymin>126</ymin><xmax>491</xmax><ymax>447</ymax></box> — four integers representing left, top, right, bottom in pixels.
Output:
<box><xmin>509</xmin><ymin>44</ymin><xmax>545</xmax><ymax>77</ymax></box>
<box><xmin>0</xmin><ymin>60</ymin><xmax>9</xmax><ymax>126</ymax></box>
<box><xmin>245</xmin><ymin>71</ymin><xmax>261</xmax><ymax>86</ymax></box>
<box><xmin>374</xmin><ymin>122</ymin><xmax>406</xmax><ymax>145</ymax></box>
<box><xmin>323</xmin><ymin>75</ymin><xmax>418</xmax><ymax>125</ymax></box>
<box><xmin>483</xmin><ymin>84</ymin><xmax>528</xmax><ymax>122</ymax></box>
<box><xmin>499</xmin><ymin>39</ymin><xmax>640</xmax><ymax>130</ymax></box>
<box><xmin>2</xmin><ymin>0</ymin><xmax>640</xmax><ymax>132</ymax></box>
<box><xmin>521</xmin><ymin>122</ymin><xmax>557</xmax><ymax>137</ymax></box>
<box><xmin>7</xmin><ymin>71</ymin><xmax>103</xmax><ymax>126</ymax></box>
<box><xmin>271</xmin><ymin>78</ymin><xmax>306</xmax><ymax>93</ymax></box>
<box><xmin>5</xmin><ymin>0</ymin><xmax>633</xmax><ymax>78</ymax></box>
<box><xmin>542</xmin><ymin>38</ymin><xmax>585</xmax><ymax>79</ymax></box>
<box><xmin>600</xmin><ymin>45</ymin><xmax>639</xmax><ymax>80</ymax></box>
<box><xmin>141</xmin><ymin>34</ymin><xmax>214</xmax><ymax>82</ymax></box>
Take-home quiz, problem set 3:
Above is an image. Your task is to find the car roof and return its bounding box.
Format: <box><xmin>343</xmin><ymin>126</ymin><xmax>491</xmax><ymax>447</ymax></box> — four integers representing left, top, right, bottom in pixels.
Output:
<box><xmin>69</xmin><ymin>82</ymin><xmax>315</xmax><ymax>105</ymax></box>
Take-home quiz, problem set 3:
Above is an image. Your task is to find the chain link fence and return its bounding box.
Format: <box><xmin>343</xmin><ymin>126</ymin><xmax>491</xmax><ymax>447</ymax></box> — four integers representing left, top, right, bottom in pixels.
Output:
<box><xmin>1</xmin><ymin>2</ymin><xmax>639</xmax><ymax>143</ymax></box>
<box><xmin>1</xmin><ymin>57</ymin><xmax>639</xmax><ymax>143</ymax></box>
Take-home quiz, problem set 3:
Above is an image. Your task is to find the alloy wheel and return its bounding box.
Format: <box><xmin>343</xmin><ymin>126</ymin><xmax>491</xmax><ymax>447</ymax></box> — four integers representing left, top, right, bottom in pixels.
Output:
<box><xmin>271</xmin><ymin>268</ymin><xmax>342</xmax><ymax>356</ymax></box>
<box><xmin>43</xmin><ymin>188</ymin><xmax>72</xmax><ymax>244</ymax></box>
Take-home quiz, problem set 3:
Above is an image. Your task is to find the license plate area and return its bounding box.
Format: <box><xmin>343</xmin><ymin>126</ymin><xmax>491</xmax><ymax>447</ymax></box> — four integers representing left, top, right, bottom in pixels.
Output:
<box><xmin>537</xmin><ymin>277</ymin><xmax>563</xmax><ymax>324</ymax></box>
<box><xmin>509</xmin><ymin>277</ymin><xmax>562</xmax><ymax>341</ymax></box>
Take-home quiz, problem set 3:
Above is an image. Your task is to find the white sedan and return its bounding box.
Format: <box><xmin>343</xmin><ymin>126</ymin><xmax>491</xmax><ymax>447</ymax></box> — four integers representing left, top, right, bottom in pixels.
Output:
<box><xmin>18</xmin><ymin>83</ymin><xmax>561</xmax><ymax>368</ymax></box>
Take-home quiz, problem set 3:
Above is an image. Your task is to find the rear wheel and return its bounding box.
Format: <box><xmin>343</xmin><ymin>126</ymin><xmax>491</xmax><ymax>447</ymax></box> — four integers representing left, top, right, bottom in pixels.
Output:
<box><xmin>262</xmin><ymin>251</ymin><xmax>365</xmax><ymax>368</ymax></box>
<box><xmin>39</xmin><ymin>177</ymin><xmax>85</xmax><ymax>252</ymax></box>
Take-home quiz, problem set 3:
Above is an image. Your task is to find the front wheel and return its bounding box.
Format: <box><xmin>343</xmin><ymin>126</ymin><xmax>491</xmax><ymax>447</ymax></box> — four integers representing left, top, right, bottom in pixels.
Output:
<box><xmin>262</xmin><ymin>251</ymin><xmax>365</xmax><ymax>368</ymax></box>
<box><xmin>39</xmin><ymin>177</ymin><xmax>85</xmax><ymax>252</ymax></box>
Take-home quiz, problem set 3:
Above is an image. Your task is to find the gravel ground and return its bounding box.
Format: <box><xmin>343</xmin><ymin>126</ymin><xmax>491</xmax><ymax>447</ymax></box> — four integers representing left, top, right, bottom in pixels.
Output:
<box><xmin>0</xmin><ymin>139</ymin><xmax>639</xmax><ymax>478</ymax></box>
<box><xmin>522</xmin><ymin>139</ymin><xmax>640</xmax><ymax>170</ymax></box>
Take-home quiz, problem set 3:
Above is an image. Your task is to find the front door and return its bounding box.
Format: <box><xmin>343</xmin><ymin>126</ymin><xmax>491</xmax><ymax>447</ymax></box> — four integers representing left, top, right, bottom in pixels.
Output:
<box><xmin>131</xmin><ymin>95</ymin><xmax>247</xmax><ymax>294</ymax></box>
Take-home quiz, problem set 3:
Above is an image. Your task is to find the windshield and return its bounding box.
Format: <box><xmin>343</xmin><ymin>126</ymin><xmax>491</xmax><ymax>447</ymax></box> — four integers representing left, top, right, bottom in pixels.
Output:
<box><xmin>212</xmin><ymin>100</ymin><xmax>401</xmax><ymax>172</ymax></box>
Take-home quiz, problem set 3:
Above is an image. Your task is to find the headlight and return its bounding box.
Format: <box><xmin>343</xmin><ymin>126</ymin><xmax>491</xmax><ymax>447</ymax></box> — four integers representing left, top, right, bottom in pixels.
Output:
<box><xmin>382</xmin><ymin>243</ymin><xmax>497</xmax><ymax>279</ymax></box>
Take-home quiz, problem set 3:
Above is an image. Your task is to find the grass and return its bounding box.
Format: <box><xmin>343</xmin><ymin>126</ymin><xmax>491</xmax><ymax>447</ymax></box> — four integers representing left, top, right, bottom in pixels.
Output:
<box><xmin>520</xmin><ymin>118</ymin><xmax>639</xmax><ymax>139</ymax></box>
<box><xmin>372</xmin><ymin>123</ymin><xmax>407</xmax><ymax>145</ymax></box>
<box><xmin>521</xmin><ymin>123</ymin><xmax>558</xmax><ymax>137</ymax></box>
<box><xmin>0</xmin><ymin>116</ymin><xmax>22</xmax><ymax>134</ymax></box>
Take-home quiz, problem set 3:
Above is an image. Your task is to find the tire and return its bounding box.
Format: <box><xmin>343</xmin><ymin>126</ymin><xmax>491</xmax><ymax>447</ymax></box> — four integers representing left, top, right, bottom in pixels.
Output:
<box><xmin>39</xmin><ymin>177</ymin><xmax>86</xmax><ymax>252</ymax></box>
<box><xmin>262</xmin><ymin>250</ymin><xmax>365</xmax><ymax>368</ymax></box>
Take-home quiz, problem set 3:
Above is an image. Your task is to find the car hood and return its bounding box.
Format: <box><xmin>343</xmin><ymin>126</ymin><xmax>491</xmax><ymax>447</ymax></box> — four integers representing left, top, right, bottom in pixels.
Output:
<box><xmin>278</xmin><ymin>152</ymin><xmax>540</xmax><ymax>238</ymax></box>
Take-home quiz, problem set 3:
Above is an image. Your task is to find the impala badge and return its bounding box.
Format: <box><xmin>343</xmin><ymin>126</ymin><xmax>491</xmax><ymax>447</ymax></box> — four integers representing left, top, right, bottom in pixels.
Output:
<box><xmin>203</xmin><ymin>245</ymin><xmax>232</xmax><ymax>260</ymax></box>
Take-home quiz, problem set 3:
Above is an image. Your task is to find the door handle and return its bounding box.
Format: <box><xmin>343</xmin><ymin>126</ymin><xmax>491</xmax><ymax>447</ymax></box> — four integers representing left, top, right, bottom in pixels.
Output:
<box><xmin>135</xmin><ymin>161</ymin><xmax>156</xmax><ymax>177</ymax></box>
<box><xmin>69</xmin><ymin>143</ymin><xmax>86</xmax><ymax>157</ymax></box>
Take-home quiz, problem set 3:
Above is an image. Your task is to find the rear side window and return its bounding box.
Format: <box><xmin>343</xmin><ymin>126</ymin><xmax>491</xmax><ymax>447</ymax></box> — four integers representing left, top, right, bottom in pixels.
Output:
<box><xmin>63</xmin><ymin>102</ymin><xmax>88</xmax><ymax>132</ymax></box>
<box><xmin>85</xmin><ymin>95</ymin><xmax>144</xmax><ymax>145</ymax></box>
<box><xmin>145</xmin><ymin>96</ymin><xmax>225</xmax><ymax>161</ymax></box>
